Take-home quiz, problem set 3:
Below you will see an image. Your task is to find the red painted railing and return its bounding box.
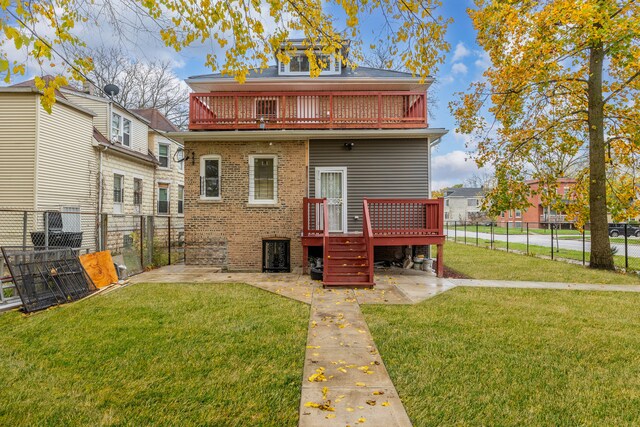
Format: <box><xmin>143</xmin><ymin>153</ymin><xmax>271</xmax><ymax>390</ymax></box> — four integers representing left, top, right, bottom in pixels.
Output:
<box><xmin>303</xmin><ymin>197</ymin><xmax>327</xmax><ymax>236</ymax></box>
<box><xmin>362</xmin><ymin>199</ymin><xmax>375</xmax><ymax>281</ymax></box>
<box><xmin>364</xmin><ymin>198</ymin><xmax>444</xmax><ymax>236</ymax></box>
<box><xmin>189</xmin><ymin>91</ymin><xmax>427</xmax><ymax>130</ymax></box>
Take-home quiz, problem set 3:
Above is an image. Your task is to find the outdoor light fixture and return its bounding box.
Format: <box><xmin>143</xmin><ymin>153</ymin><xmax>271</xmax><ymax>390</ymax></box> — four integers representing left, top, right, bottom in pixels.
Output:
<box><xmin>344</xmin><ymin>142</ymin><xmax>355</xmax><ymax>151</ymax></box>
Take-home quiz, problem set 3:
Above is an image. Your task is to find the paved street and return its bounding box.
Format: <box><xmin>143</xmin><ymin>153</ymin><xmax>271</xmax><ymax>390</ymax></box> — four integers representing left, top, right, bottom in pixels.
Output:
<box><xmin>445</xmin><ymin>230</ymin><xmax>640</xmax><ymax>259</ymax></box>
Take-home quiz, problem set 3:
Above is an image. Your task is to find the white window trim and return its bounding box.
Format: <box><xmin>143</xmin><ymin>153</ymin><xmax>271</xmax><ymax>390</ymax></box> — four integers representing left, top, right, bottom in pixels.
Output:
<box><xmin>278</xmin><ymin>52</ymin><xmax>341</xmax><ymax>76</ymax></box>
<box><xmin>176</xmin><ymin>147</ymin><xmax>185</xmax><ymax>173</ymax></box>
<box><xmin>113</xmin><ymin>173</ymin><xmax>124</xmax><ymax>214</ymax></box>
<box><xmin>200</xmin><ymin>155</ymin><xmax>222</xmax><ymax>201</ymax></box>
<box><xmin>158</xmin><ymin>142</ymin><xmax>171</xmax><ymax>169</ymax></box>
<box><xmin>157</xmin><ymin>185</ymin><xmax>170</xmax><ymax>215</ymax></box>
<box><xmin>249</xmin><ymin>154</ymin><xmax>278</xmax><ymax>205</ymax></box>
<box><xmin>111</xmin><ymin>113</ymin><xmax>131</xmax><ymax>147</ymax></box>
<box><xmin>178</xmin><ymin>184</ymin><xmax>184</xmax><ymax>215</ymax></box>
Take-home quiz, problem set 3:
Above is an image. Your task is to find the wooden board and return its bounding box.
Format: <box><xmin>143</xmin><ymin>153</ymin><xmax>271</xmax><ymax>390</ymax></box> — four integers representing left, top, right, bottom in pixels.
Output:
<box><xmin>79</xmin><ymin>251</ymin><xmax>119</xmax><ymax>288</ymax></box>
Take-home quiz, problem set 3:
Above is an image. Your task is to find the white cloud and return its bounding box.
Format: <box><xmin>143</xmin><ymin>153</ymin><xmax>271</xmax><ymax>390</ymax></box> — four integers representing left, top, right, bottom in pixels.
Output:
<box><xmin>451</xmin><ymin>62</ymin><xmax>468</xmax><ymax>75</ymax></box>
<box><xmin>452</xmin><ymin>42</ymin><xmax>471</xmax><ymax>62</ymax></box>
<box><xmin>431</xmin><ymin>150</ymin><xmax>481</xmax><ymax>190</ymax></box>
<box><xmin>474</xmin><ymin>50</ymin><xmax>491</xmax><ymax>71</ymax></box>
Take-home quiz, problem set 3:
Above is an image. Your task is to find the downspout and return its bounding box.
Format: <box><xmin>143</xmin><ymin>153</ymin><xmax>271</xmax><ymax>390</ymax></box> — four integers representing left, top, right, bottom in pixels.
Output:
<box><xmin>97</xmin><ymin>145</ymin><xmax>108</xmax><ymax>249</ymax></box>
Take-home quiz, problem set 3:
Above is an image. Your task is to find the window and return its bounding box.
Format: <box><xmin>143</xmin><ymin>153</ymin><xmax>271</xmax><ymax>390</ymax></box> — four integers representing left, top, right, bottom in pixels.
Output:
<box><xmin>111</xmin><ymin>113</ymin><xmax>121</xmax><ymax>142</ymax></box>
<box><xmin>467</xmin><ymin>198</ymin><xmax>478</xmax><ymax>207</ymax></box>
<box><xmin>178</xmin><ymin>185</ymin><xmax>184</xmax><ymax>214</ymax></box>
<box><xmin>158</xmin><ymin>143</ymin><xmax>170</xmax><ymax>168</ymax></box>
<box><xmin>445</xmin><ymin>199</ymin><xmax>449</xmax><ymax>206</ymax></box>
<box><xmin>113</xmin><ymin>174</ymin><xmax>124</xmax><ymax>214</ymax></box>
<box><xmin>200</xmin><ymin>155</ymin><xmax>221</xmax><ymax>200</ymax></box>
<box><xmin>133</xmin><ymin>178</ymin><xmax>143</xmax><ymax>212</ymax></box>
<box><xmin>290</xmin><ymin>54</ymin><xmax>310</xmax><ymax>72</ymax></box>
<box><xmin>176</xmin><ymin>148</ymin><xmax>184</xmax><ymax>172</ymax></box>
<box><xmin>515</xmin><ymin>209</ymin><xmax>522</xmax><ymax>218</ymax></box>
<box><xmin>122</xmin><ymin>119</ymin><xmax>131</xmax><ymax>146</ymax></box>
<box><xmin>255</xmin><ymin>98</ymin><xmax>278</xmax><ymax>121</ymax></box>
<box><xmin>157</xmin><ymin>185</ymin><xmax>169</xmax><ymax>214</ymax></box>
<box><xmin>61</xmin><ymin>207</ymin><xmax>81</xmax><ymax>232</ymax></box>
<box><xmin>111</xmin><ymin>113</ymin><xmax>131</xmax><ymax>146</ymax></box>
<box><xmin>249</xmin><ymin>155</ymin><xmax>277</xmax><ymax>204</ymax></box>
<box><xmin>278</xmin><ymin>52</ymin><xmax>341</xmax><ymax>75</ymax></box>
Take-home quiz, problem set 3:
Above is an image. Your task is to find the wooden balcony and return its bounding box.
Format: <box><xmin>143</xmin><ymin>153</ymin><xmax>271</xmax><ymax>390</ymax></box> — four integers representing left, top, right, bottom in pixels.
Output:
<box><xmin>302</xmin><ymin>197</ymin><xmax>445</xmax><ymax>284</ymax></box>
<box><xmin>189</xmin><ymin>91</ymin><xmax>427</xmax><ymax>130</ymax></box>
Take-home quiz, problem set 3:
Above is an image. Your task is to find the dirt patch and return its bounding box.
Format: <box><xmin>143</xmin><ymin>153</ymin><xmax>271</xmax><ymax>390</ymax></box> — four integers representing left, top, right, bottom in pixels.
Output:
<box><xmin>443</xmin><ymin>265</ymin><xmax>472</xmax><ymax>279</ymax></box>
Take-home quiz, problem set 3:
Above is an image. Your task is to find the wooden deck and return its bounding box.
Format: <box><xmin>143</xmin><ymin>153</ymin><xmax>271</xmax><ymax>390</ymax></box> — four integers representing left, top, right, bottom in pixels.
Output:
<box><xmin>302</xmin><ymin>197</ymin><xmax>445</xmax><ymax>287</ymax></box>
<box><xmin>189</xmin><ymin>91</ymin><xmax>427</xmax><ymax>130</ymax></box>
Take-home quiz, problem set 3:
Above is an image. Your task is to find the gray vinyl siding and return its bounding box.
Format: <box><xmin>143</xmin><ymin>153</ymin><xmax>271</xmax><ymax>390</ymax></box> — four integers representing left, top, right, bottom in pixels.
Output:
<box><xmin>309</xmin><ymin>138</ymin><xmax>429</xmax><ymax>232</ymax></box>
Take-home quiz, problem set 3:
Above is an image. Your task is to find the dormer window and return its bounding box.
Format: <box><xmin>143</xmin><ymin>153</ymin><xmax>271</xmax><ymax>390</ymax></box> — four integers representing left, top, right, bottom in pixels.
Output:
<box><xmin>278</xmin><ymin>52</ymin><xmax>341</xmax><ymax>76</ymax></box>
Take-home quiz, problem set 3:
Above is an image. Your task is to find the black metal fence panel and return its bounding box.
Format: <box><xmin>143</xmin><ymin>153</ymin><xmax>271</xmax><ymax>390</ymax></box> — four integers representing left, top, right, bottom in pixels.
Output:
<box><xmin>445</xmin><ymin>221</ymin><xmax>640</xmax><ymax>272</ymax></box>
<box><xmin>1</xmin><ymin>246</ymin><xmax>97</xmax><ymax>312</ymax></box>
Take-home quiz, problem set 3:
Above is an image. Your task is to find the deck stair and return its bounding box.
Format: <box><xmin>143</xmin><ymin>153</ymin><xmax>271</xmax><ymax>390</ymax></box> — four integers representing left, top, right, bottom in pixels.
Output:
<box><xmin>323</xmin><ymin>235</ymin><xmax>374</xmax><ymax>288</ymax></box>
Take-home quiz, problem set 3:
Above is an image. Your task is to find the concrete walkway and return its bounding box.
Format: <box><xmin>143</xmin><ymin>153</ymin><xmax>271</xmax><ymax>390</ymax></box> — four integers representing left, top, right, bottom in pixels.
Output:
<box><xmin>449</xmin><ymin>279</ymin><xmax>640</xmax><ymax>293</ymax></box>
<box><xmin>129</xmin><ymin>265</ymin><xmax>640</xmax><ymax>426</ymax></box>
<box><xmin>299</xmin><ymin>287</ymin><xmax>412</xmax><ymax>426</ymax></box>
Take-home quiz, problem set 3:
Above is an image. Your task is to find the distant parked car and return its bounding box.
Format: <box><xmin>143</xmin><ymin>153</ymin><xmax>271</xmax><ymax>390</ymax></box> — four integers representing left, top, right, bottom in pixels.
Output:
<box><xmin>608</xmin><ymin>223</ymin><xmax>640</xmax><ymax>237</ymax></box>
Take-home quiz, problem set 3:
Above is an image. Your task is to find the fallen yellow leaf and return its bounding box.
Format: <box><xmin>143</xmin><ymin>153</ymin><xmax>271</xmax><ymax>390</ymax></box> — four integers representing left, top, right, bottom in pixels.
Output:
<box><xmin>382</xmin><ymin>401</ymin><xmax>390</xmax><ymax>407</ymax></box>
<box><xmin>366</xmin><ymin>400</ymin><xmax>376</xmax><ymax>406</ymax></box>
<box><xmin>372</xmin><ymin>391</ymin><xmax>385</xmax><ymax>396</ymax></box>
<box><xmin>355</xmin><ymin>382</ymin><xmax>366</xmax><ymax>387</ymax></box>
<box><xmin>346</xmin><ymin>407</ymin><xmax>354</xmax><ymax>412</ymax></box>
<box><xmin>358</xmin><ymin>417</ymin><xmax>366</xmax><ymax>423</ymax></box>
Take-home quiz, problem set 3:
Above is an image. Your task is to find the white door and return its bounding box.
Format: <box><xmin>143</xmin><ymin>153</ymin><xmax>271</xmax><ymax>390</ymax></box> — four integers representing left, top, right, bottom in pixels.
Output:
<box><xmin>316</xmin><ymin>167</ymin><xmax>347</xmax><ymax>233</ymax></box>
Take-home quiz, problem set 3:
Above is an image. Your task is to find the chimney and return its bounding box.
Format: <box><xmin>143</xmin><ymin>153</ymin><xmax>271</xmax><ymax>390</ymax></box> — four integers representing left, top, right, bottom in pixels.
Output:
<box><xmin>82</xmin><ymin>80</ymin><xmax>95</xmax><ymax>95</ymax></box>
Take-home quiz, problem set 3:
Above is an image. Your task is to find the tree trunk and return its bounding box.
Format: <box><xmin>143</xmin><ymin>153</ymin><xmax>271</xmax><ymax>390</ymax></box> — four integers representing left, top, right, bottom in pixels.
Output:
<box><xmin>587</xmin><ymin>42</ymin><xmax>614</xmax><ymax>270</ymax></box>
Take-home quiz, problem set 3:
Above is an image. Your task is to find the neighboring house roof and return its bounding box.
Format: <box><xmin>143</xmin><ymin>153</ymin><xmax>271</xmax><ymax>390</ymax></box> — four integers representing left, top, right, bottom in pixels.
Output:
<box><xmin>188</xmin><ymin>65</ymin><xmax>419</xmax><ymax>81</ymax></box>
<box><xmin>444</xmin><ymin>187</ymin><xmax>484</xmax><ymax>198</ymax></box>
<box><xmin>11</xmin><ymin>75</ymin><xmax>71</xmax><ymax>100</ymax></box>
<box><xmin>93</xmin><ymin>127</ymin><xmax>159</xmax><ymax>166</ymax></box>
<box><xmin>130</xmin><ymin>108</ymin><xmax>179</xmax><ymax>132</ymax></box>
<box><xmin>0</xmin><ymin>85</ymin><xmax>96</xmax><ymax>117</ymax></box>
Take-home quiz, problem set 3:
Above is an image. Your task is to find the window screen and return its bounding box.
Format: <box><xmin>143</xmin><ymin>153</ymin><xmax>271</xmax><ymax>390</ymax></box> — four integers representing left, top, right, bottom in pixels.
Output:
<box><xmin>253</xmin><ymin>157</ymin><xmax>274</xmax><ymax>200</ymax></box>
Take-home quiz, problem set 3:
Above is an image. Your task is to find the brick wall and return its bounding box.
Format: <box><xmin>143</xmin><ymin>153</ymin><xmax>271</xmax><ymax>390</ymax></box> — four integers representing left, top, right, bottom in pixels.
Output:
<box><xmin>184</xmin><ymin>140</ymin><xmax>306</xmax><ymax>271</ymax></box>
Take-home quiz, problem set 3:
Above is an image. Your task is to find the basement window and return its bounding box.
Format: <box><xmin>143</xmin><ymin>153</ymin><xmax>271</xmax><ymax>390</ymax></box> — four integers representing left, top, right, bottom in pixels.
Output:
<box><xmin>262</xmin><ymin>239</ymin><xmax>290</xmax><ymax>273</ymax></box>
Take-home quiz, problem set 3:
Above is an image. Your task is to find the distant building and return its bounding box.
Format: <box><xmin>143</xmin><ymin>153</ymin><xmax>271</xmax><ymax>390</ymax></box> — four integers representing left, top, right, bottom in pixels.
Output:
<box><xmin>499</xmin><ymin>178</ymin><xmax>576</xmax><ymax>227</ymax></box>
<box><xmin>443</xmin><ymin>187</ymin><xmax>485</xmax><ymax>222</ymax></box>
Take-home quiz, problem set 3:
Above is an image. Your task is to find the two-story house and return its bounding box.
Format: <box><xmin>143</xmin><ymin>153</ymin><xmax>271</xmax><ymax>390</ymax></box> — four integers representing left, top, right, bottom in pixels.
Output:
<box><xmin>443</xmin><ymin>187</ymin><xmax>485</xmax><ymax>222</ymax></box>
<box><xmin>0</xmin><ymin>77</ymin><xmax>184</xmax><ymax>252</ymax></box>
<box><xmin>169</xmin><ymin>41</ymin><xmax>448</xmax><ymax>285</ymax></box>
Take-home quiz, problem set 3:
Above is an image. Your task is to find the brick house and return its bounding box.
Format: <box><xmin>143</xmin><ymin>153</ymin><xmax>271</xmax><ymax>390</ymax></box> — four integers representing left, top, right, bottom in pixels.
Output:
<box><xmin>169</xmin><ymin>41</ymin><xmax>448</xmax><ymax>285</ymax></box>
<box><xmin>498</xmin><ymin>178</ymin><xmax>577</xmax><ymax>228</ymax></box>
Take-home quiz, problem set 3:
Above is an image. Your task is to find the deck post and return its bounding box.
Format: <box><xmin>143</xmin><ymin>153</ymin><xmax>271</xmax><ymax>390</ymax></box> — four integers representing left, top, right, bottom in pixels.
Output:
<box><xmin>436</xmin><ymin>243</ymin><xmax>444</xmax><ymax>278</ymax></box>
<box><xmin>303</xmin><ymin>245</ymin><xmax>308</xmax><ymax>274</ymax></box>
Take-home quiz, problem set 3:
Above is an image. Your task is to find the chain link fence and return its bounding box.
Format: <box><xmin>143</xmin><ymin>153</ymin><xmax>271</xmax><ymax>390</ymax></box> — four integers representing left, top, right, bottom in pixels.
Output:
<box><xmin>445</xmin><ymin>221</ymin><xmax>640</xmax><ymax>272</ymax></box>
<box><xmin>0</xmin><ymin>209</ymin><xmax>185</xmax><ymax>305</ymax></box>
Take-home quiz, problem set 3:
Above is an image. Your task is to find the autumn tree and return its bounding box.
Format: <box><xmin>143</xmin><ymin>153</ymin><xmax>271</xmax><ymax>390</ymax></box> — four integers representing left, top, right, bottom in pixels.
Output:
<box><xmin>87</xmin><ymin>47</ymin><xmax>189</xmax><ymax>128</ymax></box>
<box><xmin>1</xmin><ymin>0</ymin><xmax>451</xmax><ymax>112</ymax></box>
<box><xmin>452</xmin><ymin>0</ymin><xmax>640</xmax><ymax>270</ymax></box>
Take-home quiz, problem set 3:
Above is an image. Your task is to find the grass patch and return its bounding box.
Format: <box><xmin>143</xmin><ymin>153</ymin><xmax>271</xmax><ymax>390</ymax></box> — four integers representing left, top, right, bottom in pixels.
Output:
<box><xmin>0</xmin><ymin>283</ymin><xmax>309</xmax><ymax>426</ymax></box>
<box><xmin>476</xmin><ymin>239</ymin><xmax>640</xmax><ymax>272</ymax></box>
<box><xmin>448</xmin><ymin>225</ymin><xmax>587</xmax><ymax>236</ymax></box>
<box><xmin>443</xmin><ymin>242</ymin><xmax>640</xmax><ymax>284</ymax></box>
<box><xmin>363</xmin><ymin>287</ymin><xmax>640</xmax><ymax>426</ymax></box>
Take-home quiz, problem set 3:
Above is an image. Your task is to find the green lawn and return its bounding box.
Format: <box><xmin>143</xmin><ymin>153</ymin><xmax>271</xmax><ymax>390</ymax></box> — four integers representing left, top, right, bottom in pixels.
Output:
<box><xmin>363</xmin><ymin>287</ymin><xmax>640</xmax><ymax>426</ymax></box>
<box><xmin>442</xmin><ymin>242</ymin><xmax>640</xmax><ymax>284</ymax></box>
<box><xmin>0</xmin><ymin>283</ymin><xmax>309</xmax><ymax>426</ymax></box>
<box><xmin>465</xmin><ymin>239</ymin><xmax>640</xmax><ymax>272</ymax></box>
<box><xmin>448</xmin><ymin>225</ymin><xmax>587</xmax><ymax>236</ymax></box>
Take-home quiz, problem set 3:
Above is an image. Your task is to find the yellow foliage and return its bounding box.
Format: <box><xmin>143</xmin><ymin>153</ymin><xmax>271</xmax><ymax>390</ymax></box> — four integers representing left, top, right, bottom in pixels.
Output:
<box><xmin>1</xmin><ymin>0</ymin><xmax>450</xmax><ymax>111</ymax></box>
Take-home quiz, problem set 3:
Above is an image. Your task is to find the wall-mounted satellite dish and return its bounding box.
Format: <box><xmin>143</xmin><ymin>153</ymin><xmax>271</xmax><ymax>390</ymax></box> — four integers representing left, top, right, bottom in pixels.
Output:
<box><xmin>104</xmin><ymin>83</ymin><xmax>120</xmax><ymax>98</ymax></box>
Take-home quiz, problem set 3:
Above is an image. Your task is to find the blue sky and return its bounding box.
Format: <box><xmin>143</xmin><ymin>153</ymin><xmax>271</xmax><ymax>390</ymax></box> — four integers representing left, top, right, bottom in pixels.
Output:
<box><xmin>170</xmin><ymin>1</ymin><xmax>489</xmax><ymax>190</ymax></box>
<box><xmin>5</xmin><ymin>0</ymin><xmax>488</xmax><ymax>190</ymax></box>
